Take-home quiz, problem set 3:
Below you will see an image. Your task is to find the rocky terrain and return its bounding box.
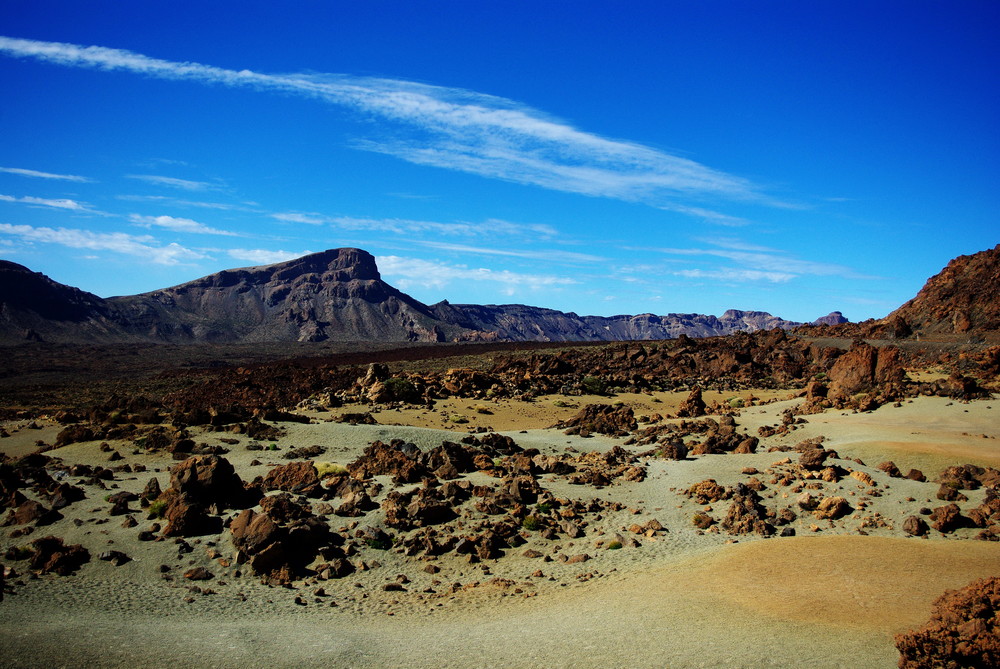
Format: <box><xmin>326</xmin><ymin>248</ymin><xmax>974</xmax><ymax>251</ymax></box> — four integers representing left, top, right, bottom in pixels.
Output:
<box><xmin>1</xmin><ymin>244</ymin><xmax>998</xmax><ymax>668</ymax></box>
<box><xmin>0</xmin><ymin>321</ymin><xmax>998</xmax><ymax>667</ymax></box>
<box><xmin>0</xmin><ymin>248</ymin><xmax>835</xmax><ymax>345</ymax></box>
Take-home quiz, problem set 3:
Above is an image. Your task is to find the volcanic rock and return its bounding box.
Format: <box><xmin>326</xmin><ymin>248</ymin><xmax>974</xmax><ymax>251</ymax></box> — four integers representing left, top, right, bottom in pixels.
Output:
<box><xmin>895</xmin><ymin>576</ymin><xmax>1000</xmax><ymax>669</ymax></box>
<box><xmin>27</xmin><ymin>536</ymin><xmax>90</xmax><ymax>575</ymax></box>
<box><xmin>262</xmin><ymin>461</ymin><xmax>322</xmax><ymax>497</ymax></box>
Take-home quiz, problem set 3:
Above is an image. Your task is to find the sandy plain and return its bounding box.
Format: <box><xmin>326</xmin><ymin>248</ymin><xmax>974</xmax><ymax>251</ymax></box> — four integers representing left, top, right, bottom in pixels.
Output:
<box><xmin>1</xmin><ymin>391</ymin><xmax>998</xmax><ymax>668</ymax></box>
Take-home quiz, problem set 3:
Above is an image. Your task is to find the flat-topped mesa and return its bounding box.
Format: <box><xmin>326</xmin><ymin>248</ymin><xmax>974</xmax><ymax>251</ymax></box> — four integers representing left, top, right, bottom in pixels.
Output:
<box><xmin>813</xmin><ymin>311</ymin><xmax>849</xmax><ymax>327</ymax></box>
<box><xmin>155</xmin><ymin>248</ymin><xmax>381</xmax><ymax>294</ymax></box>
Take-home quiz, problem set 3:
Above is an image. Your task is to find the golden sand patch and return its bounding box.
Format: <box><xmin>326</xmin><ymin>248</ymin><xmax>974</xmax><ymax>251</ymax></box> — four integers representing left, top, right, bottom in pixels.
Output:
<box><xmin>689</xmin><ymin>536</ymin><xmax>1000</xmax><ymax>632</ymax></box>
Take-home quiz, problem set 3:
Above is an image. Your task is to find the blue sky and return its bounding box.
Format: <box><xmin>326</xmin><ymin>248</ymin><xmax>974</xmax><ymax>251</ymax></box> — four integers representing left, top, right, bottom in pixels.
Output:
<box><xmin>0</xmin><ymin>1</ymin><xmax>996</xmax><ymax>323</ymax></box>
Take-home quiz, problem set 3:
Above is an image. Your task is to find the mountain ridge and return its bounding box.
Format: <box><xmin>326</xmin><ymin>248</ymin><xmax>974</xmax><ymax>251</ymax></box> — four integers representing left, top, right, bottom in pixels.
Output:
<box><xmin>0</xmin><ymin>248</ymin><xmax>842</xmax><ymax>345</ymax></box>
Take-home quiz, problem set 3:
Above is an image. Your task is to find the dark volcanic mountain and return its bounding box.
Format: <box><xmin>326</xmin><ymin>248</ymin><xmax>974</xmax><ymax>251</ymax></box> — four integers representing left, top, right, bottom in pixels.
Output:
<box><xmin>110</xmin><ymin>248</ymin><xmax>456</xmax><ymax>343</ymax></box>
<box><xmin>884</xmin><ymin>244</ymin><xmax>1000</xmax><ymax>337</ymax></box>
<box><xmin>0</xmin><ymin>260</ymin><xmax>126</xmax><ymax>342</ymax></box>
<box><xmin>0</xmin><ymin>248</ymin><xmax>834</xmax><ymax>345</ymax></box>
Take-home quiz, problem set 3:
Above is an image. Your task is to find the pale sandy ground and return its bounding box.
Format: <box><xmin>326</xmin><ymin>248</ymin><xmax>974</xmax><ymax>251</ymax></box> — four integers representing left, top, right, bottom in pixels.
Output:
<box><xmin>1</xmin><ymin>393</ymin><xmax>998</xmax><ymax>668</ymax></box>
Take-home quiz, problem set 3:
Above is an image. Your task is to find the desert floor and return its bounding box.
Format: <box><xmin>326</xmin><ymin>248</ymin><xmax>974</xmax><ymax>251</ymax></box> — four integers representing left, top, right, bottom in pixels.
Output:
<box><xmin>1</xmin><ymin>392</ymin><xmax>998</xmax><ymax>668</ymax></box>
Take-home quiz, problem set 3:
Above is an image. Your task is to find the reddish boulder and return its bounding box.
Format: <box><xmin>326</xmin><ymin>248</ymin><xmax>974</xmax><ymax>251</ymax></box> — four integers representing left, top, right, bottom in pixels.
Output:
<box><xmin>828</xmin><ymin>341</ymin><xmax>878</xmax><ymax>398</ymax></box>
<box><xmin>687</xmin><ymin>479</ymin><xmax>728</xmax><ymax>504</ymax></box>
<box><xmin>676</xmin><ymin>387</ymin><xmax>707</xmax><ymax>418</ymax></box>
<box><xmin>27</xmin><ymin>536</ymin><xmax>89</xmax><ymax>575</ymax></box>
<box><xmin>813</xmin><ymin>496</ymin><xmax>851</xmax><ymax>520</ymax></box>
<box><xmin>902</xmin><ymin>515</ymin><xmax>929</xmax><ymax>537</ymax></box>
<box><xmin>877</xmin><ymin>461</ymin><xmax>903</xmax><ymax>478</ymax></box>
<box><xmin>347</xmin><ymin>440</ymin><xmax>429</xmax><ymax>485</ymax></box>
<box><xmin>721</xmin><ymin>484</ymin><xmax>774</xmax><ymax>536</ymax></box>
<box><xmin>262</xmin><ymin>461</ymin><xmax>321</xmax><ymax>497</ymax></box>
<box><xmin>164</xmin><ymin>455</ymin><xmax>249</xmax><ymax>509</ymax></box>
<box><xmin>895</xmin><ymin>576</ymin><xmax>1000</xmax><ymax>669</ymax></box>
<box><xmin>558</xmin><ymin>404</ymin><xmax>637</xmax><ymax>437</ymax></box>
<box><xmin>930</xmin><ymin>504</ymin><xmax>966</xmax><ymax>533</ymax></box>
<box><xmin>799</xmin><ymin>449</ymin><xmax>831</xmax><ymax>470</ymax></box>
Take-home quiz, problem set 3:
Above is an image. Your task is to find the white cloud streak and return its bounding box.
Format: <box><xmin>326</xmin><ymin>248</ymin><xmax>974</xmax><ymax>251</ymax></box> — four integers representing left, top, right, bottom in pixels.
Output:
<box><xmin>0</xmin><ymin>36</ymin><xmax>773</xmax><ymax>215</ymax></box>
<box><xmin>418</xmin><ymin>240</ymin><xmax>604</xmax><ymax>264</ymax></box>
<box><xmin>271</xmin><ymin>212</ymin><xmax>558</xmax><ymax>239</ymax></box>
<box><xmin>377</xmin><ymin>255</ymin><xmax>576</xmax><ymax>295</ymax></box>
<box><xmin>127</xmin><ymin>174</ymin><xmax>218</xmax><ymax>191</ymax></box>
<box><xmin>129</xmin><ymin>213</ymin><xmax>238</xmax><ymax>236</ymax></box>
<box><xmin>0</xmin><ymin>222</ymin><xmax>206</xmax><ymax>265</ymax></box>
<box><xmin>0</xmin><ymin>193</ymin><xmax>98</xmax><ymax>212</ymax></box>
<box><xmin>0</xmin><ymin>166</ymin><xmax>93</xmax><ymax>182</ymax></box>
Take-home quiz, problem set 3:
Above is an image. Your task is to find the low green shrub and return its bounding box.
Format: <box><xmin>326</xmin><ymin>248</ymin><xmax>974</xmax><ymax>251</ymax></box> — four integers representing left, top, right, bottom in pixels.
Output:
<box><xmin>314</xmin><ymin>462</ymin><xmax>348</xmax><ymax>478</ymax></box>
<box><xmin>148</xmin><ymin>499</ymin><xmax>167</xmax><ymax>519</ymax></box>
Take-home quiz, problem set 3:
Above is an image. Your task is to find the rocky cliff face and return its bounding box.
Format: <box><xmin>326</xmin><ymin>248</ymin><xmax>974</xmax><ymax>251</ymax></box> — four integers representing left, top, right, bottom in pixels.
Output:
<box><xmin>430</xmin><ymin>303</ymin><xmax>801</xmax><ymax>342</ymax></box>
<box><xmin>884</xmin><ymin>244</ymin><xmax>1000</xmax><ymax>337</ymax></box>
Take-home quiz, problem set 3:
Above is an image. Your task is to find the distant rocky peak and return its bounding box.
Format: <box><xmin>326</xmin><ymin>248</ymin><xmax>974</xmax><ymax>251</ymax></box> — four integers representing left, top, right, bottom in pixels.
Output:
<box><xmin>271</xmin><ymin>248</ymin><xmax>381</xmax><ymax>283</ymax></box>
<box><xmin>813</xmin><ymin>311</ymin><xmax>849</xmax><ymax>326</ymax></box>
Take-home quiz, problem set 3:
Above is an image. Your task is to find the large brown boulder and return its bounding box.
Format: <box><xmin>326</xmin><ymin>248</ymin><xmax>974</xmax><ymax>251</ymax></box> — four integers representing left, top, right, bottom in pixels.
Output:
<box><xmin>558</xmin><ymin>404</ymin><xmax>637</xmax><ymax>437</ymax></box>
<box><xmin>930</xmin><ymin>504</ymin><xmax>967</xmax><ymax>533</ymax></box>
<box><xmin>895</xmin><ymin>576</ymin><xmax>1000</xmax><ymax>668</ymax></box>
<box><xmin>165</xmin><ymin>455</ymin><xmax>249</xmax><ymax>509</ymax></box>
<box><xmin>828</xmin><ymin>342</ymin><xmax>877</xmax><ymax>398</ymax></box>
<box><xmin>27</xmin><ymin>536</ymin><xmax>89</xmax><ymax>575</ymax></box>
<box><xmin>687</xmin><ymin>479</ymin><xmax>728</xmax><ymax>505</ymax></box>
<box><xmin>262</xmin><ymin>461</ymin><xmax>322</xmax><ymax>497</ymax></box>
<box><xmin>348</xmin><ymin>440</ymin><xmax>429</xmax><ymax>485</ymax></box>
<box><xmin>721</xmin><ymin>484</ymin><xmax>774</xmax><ymax>536</ymax></box>
<box><xmin>813</xmin><ymin>496</ymin><xmax>851</xmax><ymax>520</ymax></box>
<box><xmin>676</xmin><ymin>387</ymin><xmax>707</xmax><ymax>418</ymax></box>
<box><xmin>230</xmin><ymin>495</ymin><xmax>336</xmax><ymax>581</ymax></box>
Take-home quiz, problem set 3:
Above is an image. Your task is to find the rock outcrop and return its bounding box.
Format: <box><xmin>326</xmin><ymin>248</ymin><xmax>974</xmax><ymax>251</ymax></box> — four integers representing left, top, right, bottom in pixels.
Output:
<box><xmin>884</xmin><ymin>243</ymin><xmax>1000</xmax><ymax>338</ymax></box>
<box><xmin>895</xmin><ymin>576</ymin><xmax>1000</xmax><ymax>669</ymax></box>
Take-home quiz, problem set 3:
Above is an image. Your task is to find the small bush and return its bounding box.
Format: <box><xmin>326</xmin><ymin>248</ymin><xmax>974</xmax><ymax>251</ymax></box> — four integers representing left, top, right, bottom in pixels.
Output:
<box><xmin>148</xmin><ymin>500</ymin><xmax>167</xmax><ymax>519</ymax></box>
<box><xmin>581</xmin><ymin>376</ymin><xmax>606</xmax><ymax>395</ymax></box>
<box><xmin>365</xmin><ymin>537</ymin><xmax>392</xmax><ymax>550</ymax></box>
<box><xmin>384</xmin><ymin>377</ymin><xmax>420</xmax><ymax>403</ymax></box>
<box><xmin>606</xmin><ymin>540</ymin><xmax>623</xmax><ymax>550</ymax></box>
<box><xmin>535</xmin><ymin>501</ymin><xmax>554</xmax><ymax>514</ymax></box>
<box><xmin>474</xmin><ymin>404</ymin><xmax>493</xmax><ymax>415</ymax></box>
<box><xmin>728</xmin><ymin>397</ymin><xmax>745</xmax><ymax>408</ymax></box>
<box><xmin>449</xmin><ymin>414</ymin><xmax>469</xmax><ymax>424</ymax></box>
<box><xmin>553</xmin><ymin>400</ymin><xmax>571</xmax><ymax>408</ymax></box>
<box><xmin>521</xmin><ymin>516</ymin><xmax>542</xmax><ymax>531</ymax></box>
<box><xmin>267</xmin><ymin>443</ymin><xmax>279</xmax><ymax>451</ymax></box>
<box><xmin>314</xmin><ymin>462</ymin><xmax>348</xmax><ymax>478</ymax></box>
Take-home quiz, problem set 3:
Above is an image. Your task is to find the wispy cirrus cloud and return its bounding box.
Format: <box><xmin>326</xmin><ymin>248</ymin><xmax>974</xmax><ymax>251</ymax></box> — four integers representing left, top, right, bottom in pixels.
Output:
<box><xmin>418</xmin><ymin>240</ymin><xmax>604</xmax><ymax>264</ymax></box>
<box><xmin>129</xmin><ymin>213</ymin><xmax>238</xmax><ymax>236</ymax></box>
<box><xmin>377</xmin><ymin>255</ymin><xmax>576</xmax><ymax>295</ymax></box>
<box><xmin>648</xmin><ymin>237</ymin><xmax>872</xmax><ymax>283</ymax></box>
<box><xmin>117</xmin><ymin>195</ymin><xmax>258</xmax><ymax>212</ymax></box>
<box><xmin>0</xmin><ymin>166</ymin><xmax>93</xmax><ymax>182</ymax></box>
<box><xmin>0</xmin><ymin>222</ymin><xmax>206</xmax><ymax>265</ymax></box>
<box><xmin>0</xmin><ymin>35</ymin><xmax>776</xmax><ymax>219</ymax></box>
<box><xmin>272</xmin><ymin>212</ymin><xmax>557</xmax><ymax>239</ymax></box>
<box><xmin>0</xmin><ymin>193</ymin><xmax>101</xmax><ymax>213</ymax></box>
<box><xmin>126</xmin><ymin>174</ymin><xmax>220</xmax><ymax>191</ymax></box>
<box><xmin>227</xmin><ymin>248</ymin><xmax>308</xmax><ymax>265</ymax></box>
